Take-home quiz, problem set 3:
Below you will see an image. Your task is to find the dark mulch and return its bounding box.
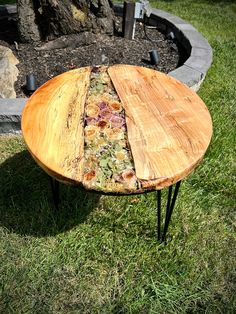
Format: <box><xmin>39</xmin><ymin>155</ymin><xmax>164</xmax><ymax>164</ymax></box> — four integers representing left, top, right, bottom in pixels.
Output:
<box><xmin>0</xmin><ymin>15</ymin><xmax>179</xmax><ymax>97</ymax></box>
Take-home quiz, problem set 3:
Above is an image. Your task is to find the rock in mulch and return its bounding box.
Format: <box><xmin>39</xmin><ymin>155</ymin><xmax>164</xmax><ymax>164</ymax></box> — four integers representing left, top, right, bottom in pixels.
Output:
<box><xmin>0</xmin><ymin>45</ymin><xmax>19</xmax><ymax>98</ymax></box>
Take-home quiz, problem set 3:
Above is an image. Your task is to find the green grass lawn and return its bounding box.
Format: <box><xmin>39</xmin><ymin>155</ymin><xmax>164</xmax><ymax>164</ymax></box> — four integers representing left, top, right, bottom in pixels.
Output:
<box><xmin>0</xmin><ymin>1</ymin><xmax>236</xmax><ymax>313</ymax></box>
<box><xmin>0</xmin><ymin>0</ymin><xmax>15</xmax><ymax>4</ymax></box>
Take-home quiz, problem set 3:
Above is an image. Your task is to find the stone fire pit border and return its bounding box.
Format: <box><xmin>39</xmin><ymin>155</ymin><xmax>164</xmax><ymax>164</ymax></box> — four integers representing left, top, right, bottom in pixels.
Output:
<box><xmin>0</xmin><ymin>4</ymin><xmax>213</xmax><ymax>134</ymax></box>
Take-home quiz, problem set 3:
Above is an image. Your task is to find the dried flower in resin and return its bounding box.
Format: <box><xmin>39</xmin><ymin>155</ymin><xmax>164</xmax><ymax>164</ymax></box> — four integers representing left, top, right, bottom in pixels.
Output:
<box><xmin>84</xmin><ymin>170</ymin><xmax>96</xmax><ymax>182</ymax></box>
<box><xmin>103</xmin><ymin>127</ymin><xmax>124</xmax><ymax>141</ymax></box>
<box><xmin>85</xmin><ymin>104</ymin><xmax>100</xmax><ymax>118</ymax></box>
<box><xmin>115</xmin><ymin>151</ymin><xmax>126</xmax><ymax>161</ymax></box>
<box><xmin>84</xmin><ymin>125</ymin><xmax>99</xmax><ymax>141</ymax></box>
<box><xmin>110</xmin><ymin>115</ymin><xmax>125</xmax><ymax>128</ymax></box>
<box><xmin>83</xmin><ymin>65</ymin><xmax>138</xmax><ymax>193</ymax></box>
<box><xmin>109</xmin><ymin>101</ymin><xmax>122</xmax><ymax>112</ymax></box>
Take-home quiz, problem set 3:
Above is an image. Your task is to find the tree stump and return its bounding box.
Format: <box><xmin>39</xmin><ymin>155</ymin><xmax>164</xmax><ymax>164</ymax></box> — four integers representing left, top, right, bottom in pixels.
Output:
<box><xmin>17</xmin><ymin>0</ymin><xmax>115</xmax><ymax>42</ymax></box>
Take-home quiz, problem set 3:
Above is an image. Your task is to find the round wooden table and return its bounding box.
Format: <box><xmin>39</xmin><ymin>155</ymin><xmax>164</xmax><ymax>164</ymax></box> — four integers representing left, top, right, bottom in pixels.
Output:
<box><xmin>22</xmin><ymin>65</ymin><xmax>212</xmax><ymax>241</ymax></box>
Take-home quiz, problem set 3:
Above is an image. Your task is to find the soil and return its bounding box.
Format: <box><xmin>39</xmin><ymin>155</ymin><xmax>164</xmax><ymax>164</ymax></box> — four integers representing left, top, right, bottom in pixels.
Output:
<box><xmin>0</xmin><ymin>14</ymin><xmax>179</xmax><ymax>98</ymax></box>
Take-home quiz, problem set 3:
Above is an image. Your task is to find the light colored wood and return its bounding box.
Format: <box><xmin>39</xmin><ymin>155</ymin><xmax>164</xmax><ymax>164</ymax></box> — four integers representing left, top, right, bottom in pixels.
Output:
<box><xmin>22</xmin><ymin>67</ymin><xmax>91</xmax><ymax>183</ymax></box>
<box><xmin>108</xmin><ymin>64</ymin><xmax>212</xmax><ymax>188</ymax></box>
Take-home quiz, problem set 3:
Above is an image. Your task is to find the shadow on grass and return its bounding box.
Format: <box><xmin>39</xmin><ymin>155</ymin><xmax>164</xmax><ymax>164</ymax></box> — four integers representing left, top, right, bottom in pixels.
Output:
<box><xmin>0</xmin><ymin>150</ymin><xmax>100</xmax><ymax>237</ymax></box>
<box><xmin>163</xmin><ymin>0</ymin><xmax>235</xmax><ymax>3</ymax></box>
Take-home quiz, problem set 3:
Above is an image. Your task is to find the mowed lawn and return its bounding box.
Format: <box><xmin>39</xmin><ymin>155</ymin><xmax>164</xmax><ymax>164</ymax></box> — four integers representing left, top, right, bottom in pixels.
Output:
<box><xmin>0</xmin><ymin>0</ymin><xmax>235</xmax><ymax>313</ymax></box>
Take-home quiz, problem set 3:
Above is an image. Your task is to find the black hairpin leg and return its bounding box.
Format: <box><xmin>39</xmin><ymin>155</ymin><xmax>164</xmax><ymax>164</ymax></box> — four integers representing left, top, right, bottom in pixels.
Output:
<box><xmin>157</xmin><ymin>190</ymin><xmax>162</xmax><ymax>241</ymax></box>
<box><xmin>49</xmin><ymin>177</ymin><xmax>60</xmax><ymax>209</ymax></box>
<box><xmin>156</xmin><ymin>181</ymin><xmax>181</xmax><ymax>243</ymax></box>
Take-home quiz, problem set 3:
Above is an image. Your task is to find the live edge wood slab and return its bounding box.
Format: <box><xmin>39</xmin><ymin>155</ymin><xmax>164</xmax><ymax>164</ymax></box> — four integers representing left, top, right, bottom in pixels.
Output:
<box><xmin>21</xmin><ymin>65</ymin><xmax>212</xmax><ymax>194</ymax></box>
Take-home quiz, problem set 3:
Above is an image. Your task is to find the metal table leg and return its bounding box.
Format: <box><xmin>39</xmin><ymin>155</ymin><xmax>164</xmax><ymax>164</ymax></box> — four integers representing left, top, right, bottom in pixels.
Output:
<box><xmin>157</xmin><ymin>190</ymin><xmax>162</xmax><ymax>241</ymax></box>
<box><xmin>48</xmin><ymin>175</ymin><xmax>180</xmax><ymax>240</ymax></box>
<box><xmin>49</xmin><ymin>177</ymin><xmax>60</xmax><ymax>209</ymax></box>
<box><xmin>156</xmin><ymin>181</ymin><xmax>181</xmax><ymax>242</ymax></box>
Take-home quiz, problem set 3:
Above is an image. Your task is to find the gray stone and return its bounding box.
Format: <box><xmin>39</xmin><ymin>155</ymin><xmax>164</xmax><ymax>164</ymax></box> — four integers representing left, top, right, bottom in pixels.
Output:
<box><xmin>147</xmin><ymin>11</ymin><xmax>192</xmax><ymax>54</ymax></box>
<box><xmin>0</xmin><ymin>45</ymin><xmax>19</xmax><ymax>98</ymax></box>
<box><xmin>175</xmin><ymin>23</ymin><xmax>196</xmax><ymax>32</ymax></box>
<box><xmin>146</xmin><ymin>7</ymin><xmax>212</xmax><ymax>89</ymax></box>
<box><xmin>152</xmin><ymin>9</ymin><xmax>187</xmax><ymax>25</ymax></box>
<box><xmin>169</xmin><ymin>65</ymin><xmax>204</xmax><ymax>92</ymax></box>
<box><xmin>181</xmin><ymin>29</ymin><xmax>212</xmax><ymax>50</ymax></box>
<box><xmin>0</xmin><ymin>4</ymin><xmax>17</xmax><ymax>15</ymax></box>
<box><xmin>151</xmin><ymin>9</ymin><xmax>179</xmax><ymax>21</ymax></box>
<box><xmin>0</xmin><ymin>98</ymin><xmax>26</xmax><ymax>134</ymax></box>
<box><xmin>0</xmin><ymin>98</ymin><xmax>26</xmax><ymax>116</ymax></box>
<box><xmin>5</xmin><ymin>4</ymin><xmax>17</xmax><ymax>15</ymax></box>
<box><xmin>191</xmin><ymin>47</ymin><xmax>212</xmax><ymax>58</ymax></box>
<box><xmin>0</xmin><ymin>122</ymin><xmax>22</xmax><ymax>134</ymax></box>
<box><xmin>185</xmin><ymin>48</ymin><xmax>213</xmax><ymax>73</ymax></box>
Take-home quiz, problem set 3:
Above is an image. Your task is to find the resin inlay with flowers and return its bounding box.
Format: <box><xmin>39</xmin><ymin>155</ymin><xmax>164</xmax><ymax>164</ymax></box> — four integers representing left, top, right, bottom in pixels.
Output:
<box><xmin>83</xmin><ymin>66</ymin><xmax>140</xmax><ymax>193</ymax></box>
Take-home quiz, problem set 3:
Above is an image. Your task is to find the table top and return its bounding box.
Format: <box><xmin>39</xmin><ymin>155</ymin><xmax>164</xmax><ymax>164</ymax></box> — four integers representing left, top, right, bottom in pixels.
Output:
<box><xmin>21</xmin><ymin>65</ymin><xmax>212</xmax><ymax>194</ymax></box>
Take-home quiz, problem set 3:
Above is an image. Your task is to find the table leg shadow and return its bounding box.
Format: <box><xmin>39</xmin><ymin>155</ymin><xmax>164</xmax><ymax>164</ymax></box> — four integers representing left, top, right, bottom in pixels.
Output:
<box><xmin>50</xmin><ymin>175</ymin><xmax>181</xmax><ymax>243</ymax></box>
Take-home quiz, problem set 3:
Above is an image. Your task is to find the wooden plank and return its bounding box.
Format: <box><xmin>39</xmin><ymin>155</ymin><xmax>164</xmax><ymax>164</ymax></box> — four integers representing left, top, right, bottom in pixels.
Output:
<box><xmin>21</xmin><ymin>67</ymin><xmax>91</xmax><ymax>183</ymax></box>
<box><xmin>108</xmin><ymin>65</ymin><xmax>212</xmax><ymax>187</ymax></box>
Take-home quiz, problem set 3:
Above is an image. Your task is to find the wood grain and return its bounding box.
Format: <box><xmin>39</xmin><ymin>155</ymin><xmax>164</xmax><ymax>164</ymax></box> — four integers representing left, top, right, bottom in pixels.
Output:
<box><xmin>108</xmin><ymin>65</ymin><xmax>212</xmax><ymax>188</ymax></box>
<box><xmin>21</xmin><ymin>67</ymin><xmax>91</xmax><ymax>182</ymax></box>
